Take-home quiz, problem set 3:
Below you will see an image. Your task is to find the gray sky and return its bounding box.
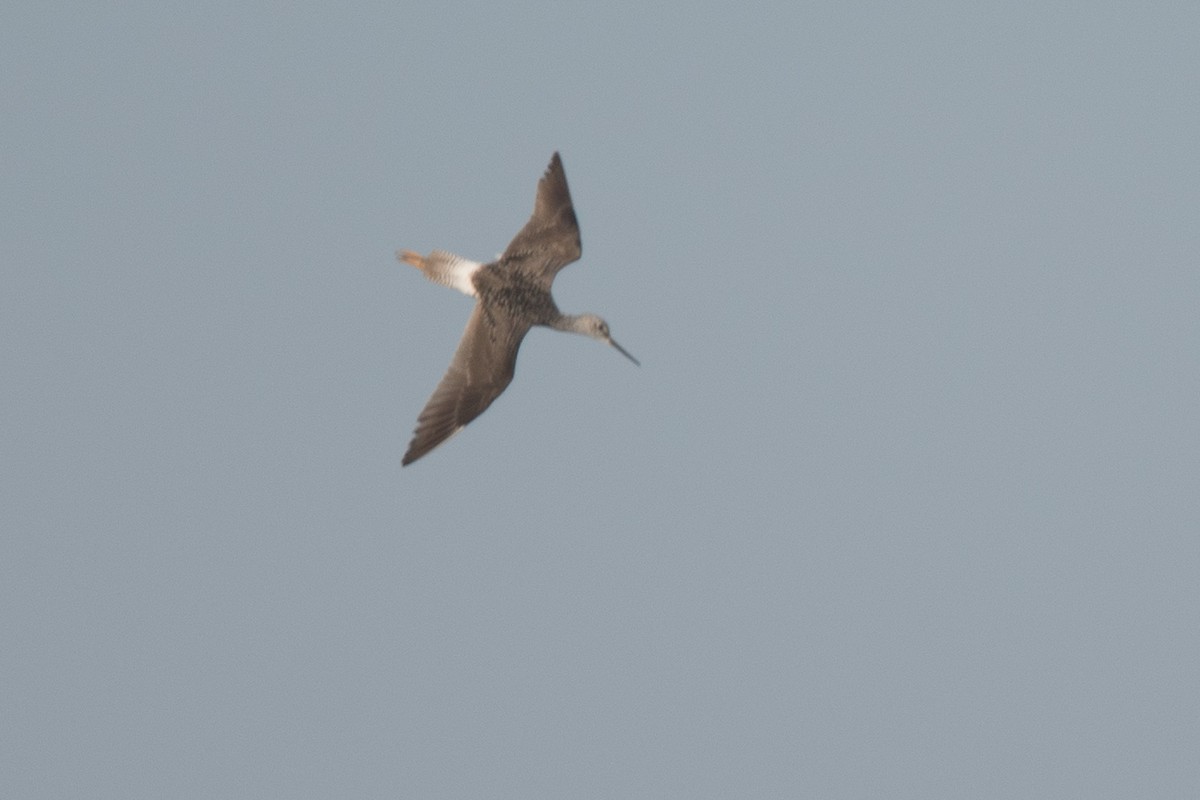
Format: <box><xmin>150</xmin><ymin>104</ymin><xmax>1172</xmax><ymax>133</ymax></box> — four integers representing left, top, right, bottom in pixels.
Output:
<box><xmin>4</xmin><ymin>2</ymin><xmax>1199</xmax><ymax>797</ymax></box>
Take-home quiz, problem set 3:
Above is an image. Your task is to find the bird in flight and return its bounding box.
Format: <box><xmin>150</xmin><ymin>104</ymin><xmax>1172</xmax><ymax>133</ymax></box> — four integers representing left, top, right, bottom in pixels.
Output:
<box><xmin>396</xmin><ymin>152</ymin><xmax>638</xmax><ymax>466</ymax></box>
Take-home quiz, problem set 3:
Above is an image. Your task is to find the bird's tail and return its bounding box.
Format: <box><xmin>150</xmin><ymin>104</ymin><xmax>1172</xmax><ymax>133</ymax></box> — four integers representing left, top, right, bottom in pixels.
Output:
<box><xmin>395</xmin><ymin>249</ymin><xmax>482</xmax><ymax>297</ymax></box>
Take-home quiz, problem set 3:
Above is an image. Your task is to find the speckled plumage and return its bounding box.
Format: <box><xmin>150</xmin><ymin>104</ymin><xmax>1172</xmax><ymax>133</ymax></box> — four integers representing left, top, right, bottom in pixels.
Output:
<box><xmin>396</xmin><ymin>152</ymin><xmax>637</xmax><ymax>466</ymax></box>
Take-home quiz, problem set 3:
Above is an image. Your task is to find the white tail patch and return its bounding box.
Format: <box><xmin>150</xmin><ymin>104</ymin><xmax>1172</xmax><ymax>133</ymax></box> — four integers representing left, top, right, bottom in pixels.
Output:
<box><xmin>424</xmin><ymin>250</ymin><xmax>482</xmax><ymax>297</ymax></box>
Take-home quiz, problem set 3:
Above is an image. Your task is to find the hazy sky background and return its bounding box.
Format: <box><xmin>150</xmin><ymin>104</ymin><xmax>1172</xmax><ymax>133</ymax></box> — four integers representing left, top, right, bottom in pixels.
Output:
<box><xmin>4</xmin><ymin>2</ymin><xmax>1199</xmax><ymax>797</ymax></box>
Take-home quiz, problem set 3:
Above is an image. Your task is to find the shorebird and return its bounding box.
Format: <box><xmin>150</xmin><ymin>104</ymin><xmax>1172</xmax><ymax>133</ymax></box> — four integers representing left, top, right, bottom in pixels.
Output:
<box><xmin>396</xmin><ymin>152</ymin><xmax>638</xmax><ymax>466</ymax></box>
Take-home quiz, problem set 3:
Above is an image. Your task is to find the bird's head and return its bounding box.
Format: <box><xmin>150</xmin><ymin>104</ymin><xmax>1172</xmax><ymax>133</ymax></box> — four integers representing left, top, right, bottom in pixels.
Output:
<box><xmin>574</xmin><ymin>313</ymin><xmax>639</xmax><ymax>366</ymax></box>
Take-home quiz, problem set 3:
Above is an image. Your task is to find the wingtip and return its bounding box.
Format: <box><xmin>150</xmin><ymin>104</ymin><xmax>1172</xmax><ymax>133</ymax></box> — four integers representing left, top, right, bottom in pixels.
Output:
<box><xmin>401</xmin><ymin>434</ymin><xmax>429</xmax><ymax>466</ymax></box>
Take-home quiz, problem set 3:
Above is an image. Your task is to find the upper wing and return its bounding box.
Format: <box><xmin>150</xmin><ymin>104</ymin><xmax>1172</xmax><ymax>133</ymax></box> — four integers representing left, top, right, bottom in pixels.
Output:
<box><xmin>402</xmin><ymin>303</ymin><xmax>531</xmax><ymax>465</ymax></box>
<box><xmin>500</xmin><ymin>152</ymin><xmax>582</xmax><ymax>286</ymax></box>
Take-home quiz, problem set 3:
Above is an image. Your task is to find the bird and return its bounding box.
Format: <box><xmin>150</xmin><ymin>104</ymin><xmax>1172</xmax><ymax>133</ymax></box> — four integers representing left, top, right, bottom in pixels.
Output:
<box><xmin>396</xmin><ymin>152</ymin><xmax>638</xmax><ymax>466</ymax></box>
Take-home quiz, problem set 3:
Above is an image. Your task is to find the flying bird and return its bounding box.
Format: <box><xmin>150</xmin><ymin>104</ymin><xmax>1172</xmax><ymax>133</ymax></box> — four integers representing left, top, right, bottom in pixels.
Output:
<box><xmin>396</xmin><ymin>152</ymin><xmax>638</xmax><ymax>466</ymax></box>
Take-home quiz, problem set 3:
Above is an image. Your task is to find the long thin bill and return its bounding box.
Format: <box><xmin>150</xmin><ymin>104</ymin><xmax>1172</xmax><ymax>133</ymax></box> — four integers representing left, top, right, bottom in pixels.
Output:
<box><xmin>609</xmin><ymin>338</ymin><xmax>640</xmax><ymax>367</ymax></box>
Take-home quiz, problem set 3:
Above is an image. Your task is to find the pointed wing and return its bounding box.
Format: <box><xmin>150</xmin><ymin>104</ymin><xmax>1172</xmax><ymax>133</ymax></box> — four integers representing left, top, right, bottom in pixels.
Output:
<box><xmin>402</xmin><ymin>303</ymin><xmax>530</xmax><ymax>465</ymax></box>
<box><xmin>500</xmin><ymin>152</ymin><xmax>582</xmax><ymax>286</ymax></box>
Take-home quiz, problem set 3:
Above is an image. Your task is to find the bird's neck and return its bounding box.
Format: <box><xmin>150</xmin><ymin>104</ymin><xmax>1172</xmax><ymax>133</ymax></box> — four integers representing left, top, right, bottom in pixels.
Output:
<box><xmin>548</xmin><ymin>314</ymin><xmax>585</xmax><ymax>334</ymax></box>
